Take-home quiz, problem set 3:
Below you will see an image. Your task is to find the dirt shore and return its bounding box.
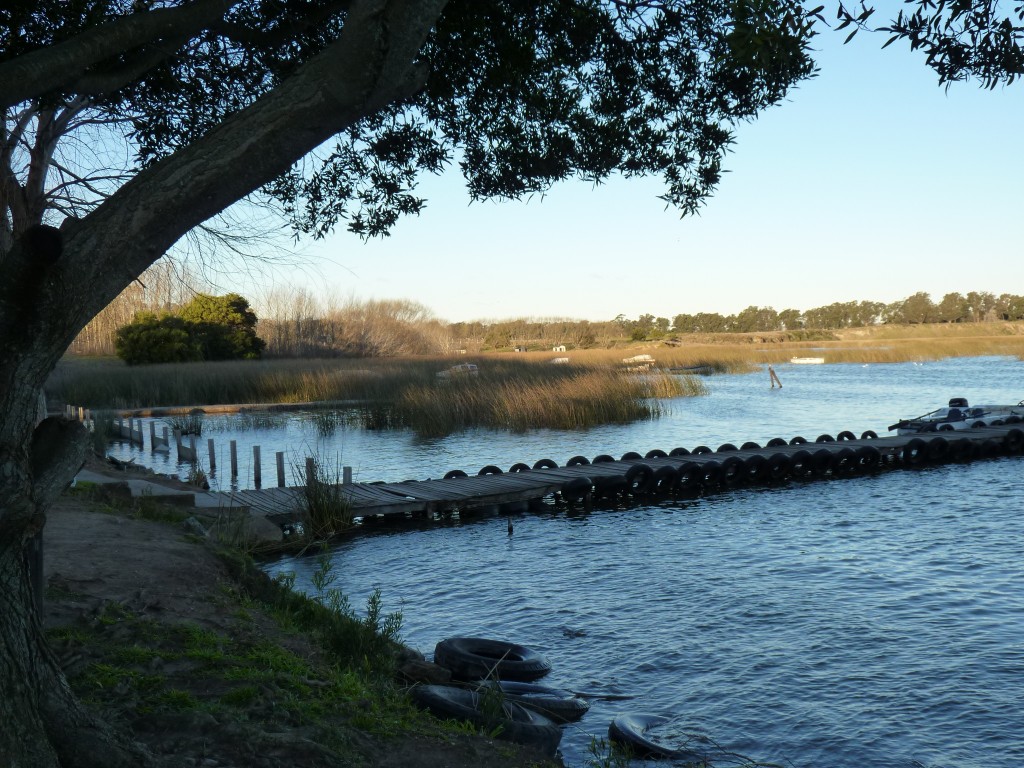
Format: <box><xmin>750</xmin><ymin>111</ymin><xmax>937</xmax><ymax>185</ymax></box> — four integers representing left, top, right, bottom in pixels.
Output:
<box><xmin>42</xmin><ymin>460</ymin><xmax>563</xmax><ymax>768</ymax></box>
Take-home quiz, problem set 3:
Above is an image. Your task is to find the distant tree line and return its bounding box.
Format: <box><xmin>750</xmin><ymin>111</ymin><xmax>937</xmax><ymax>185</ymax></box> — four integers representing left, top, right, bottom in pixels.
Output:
<box><xmin>71</xmin><ymin>282</ymin><xmax>1024</xmax><ymax>360</ymax></box>
<box><xmin>620</xmin><ymin>291</ymin><xmax>1024</xmax><ymax>339</ymax></box>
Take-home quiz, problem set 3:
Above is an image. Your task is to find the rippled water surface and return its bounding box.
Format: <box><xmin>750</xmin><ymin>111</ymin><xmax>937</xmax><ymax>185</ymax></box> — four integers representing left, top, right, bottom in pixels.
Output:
<box><xmin>112</xmin><ymin>357</ymin><xmax>1024</xmax><ymax>767</ymax></box>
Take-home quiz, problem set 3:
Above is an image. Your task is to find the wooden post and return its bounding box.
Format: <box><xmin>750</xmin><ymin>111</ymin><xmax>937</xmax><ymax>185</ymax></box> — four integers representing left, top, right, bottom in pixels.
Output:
<box><xmin>149</xmin><ymin>421</ymin><xmax>157</xmax><ymax>450</ymax></box>
<box><xmin>77</xmin><ymin>406</ymin><xmax>85</xmax><ymax>421</ymax></box>
<box><xmin>189</xmin><ymin>435</ymin><xmax>197</xmax><ymax>464</ymax></box>
<box><xmin>230</xmin><ymin>440</ymin><xmax>238</xmax><ymax>477</ymax></box>
<box><xmin>162</xmin><ymin>426</ymin><xmax>169</xmax><ymax>448</ymax></box>
<box><xmin>343</xmin><ymin>466</ymin><xmax>352</xmax><ymax>485</ymax></box>
<box><xmin>306</xmin><ymin>457</ymin><xmax>317</xmax><ymax>491</ymax></box>
<box><xmin>173</xmin><ymin>428</ymin><xmax>183</xmax><ymax>453</ymax></box>
<box><xmin>276</xmin><ymin>451</ymin><xmax>285</xmax><ymax>487</ymax></box>
<box><xmin>253</xmin><ymin>446</ymin><xmax>261</xmax><ymax>488</ymax></box>
<box><xmin>768</xmin><ymin>364</ymin><xmax>783</xmax><ymax>389</ymax></box>
<box><xmin>208</xmin><ymin>439</ymin><xmax>216</xmax><ymax>472</ymax></box>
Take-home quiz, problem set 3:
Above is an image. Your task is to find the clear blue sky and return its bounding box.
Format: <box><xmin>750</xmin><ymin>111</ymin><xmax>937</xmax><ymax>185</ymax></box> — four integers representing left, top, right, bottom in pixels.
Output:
<box><xmin>261</xmin><ymin>24</ymin><xmax>1024</xmax><ymax>324</ymax></box>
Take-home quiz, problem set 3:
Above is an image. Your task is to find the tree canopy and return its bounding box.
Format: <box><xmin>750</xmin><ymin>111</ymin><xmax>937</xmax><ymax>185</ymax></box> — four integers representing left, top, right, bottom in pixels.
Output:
<box><xmin>1</xmin><ymin>0</ymin><xmax>1022</xmax><ymax>765</ymax></box>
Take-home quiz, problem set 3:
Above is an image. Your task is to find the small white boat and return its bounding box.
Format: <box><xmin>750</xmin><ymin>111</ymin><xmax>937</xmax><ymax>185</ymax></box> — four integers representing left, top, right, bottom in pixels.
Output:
<box><xmin>889</xmin><ymin>397</ymin><xmax>1024</xmax><ymax>435</ymax></box>
<box><xmin>790</xmin><ymin>356</ymin><xmax>824</xmax><ymax>364</ymax></box>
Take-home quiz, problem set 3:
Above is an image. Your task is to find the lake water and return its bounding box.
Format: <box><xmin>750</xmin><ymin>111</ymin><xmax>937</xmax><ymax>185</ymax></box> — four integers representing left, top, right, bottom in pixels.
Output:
<box><xmin>111</xmin><ymin>356</ymin><xmax>1024</xmax><ymax>768</ymax></box>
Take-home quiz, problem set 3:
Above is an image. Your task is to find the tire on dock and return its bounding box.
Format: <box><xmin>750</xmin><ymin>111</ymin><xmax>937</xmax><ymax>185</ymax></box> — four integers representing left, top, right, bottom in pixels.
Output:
<box><xmin>789</xmin><ymin>436</ymin><xmax>807</xmax><ymax>445</ymax></box>
<box><xmin>560</xmin><ymin>477</ymin><xmax>592</xmax><ymax>502</ymax></box>
<box><xmin>674</xmin><ymin>462</ymin><xmax>702</xmax><ymax>493</ymax></box>
<box><xmin>766</xmin><ymin>452</ymin><xmax>790</xmax><ymax>481</ymax></box>
<box><xmin>1003</xmin><ymin>428</ymin><xmax>1024</xmax><ymax>453</ymax></box>
<box><xmin>645</xmin><ymin>449</ymin><xmax>668</xmax><ymax>459</ymax></box>
<box><xmin>767</xmin><ymin>437</ymin><xmax>788</xmax><ymax>447</ymax></box>
<box><xmin>444</xmin><ymin>469</ymin><xmax>468</xmax><ymax>479</ymax></box>
<box><xmin>621</xmin><ymin>451</ymin><xmax>642</xmax><ymax>461</ymax></box>
<box><xmin>533</xmin><ymin>458</ymin><xmax>559</xmax><ymax>470</ymax></box>
<box><xmin>478</xmin><ymin>465</ymin><xmax>503</xmax><ymax>476</ymax></box>
<box><xmin>860</xmin><ymin>430</ymin><xmax>878</xmax><ymax>440</ymax></box>
<box><xmin>566</xmin><ymin>455</ymin><xmax>591</xmax><ymax>466</ymax></box>
<box><xmin>669</xmin><ymin>447</ymin><xmax>691</xmax><ymax>456</ymax></box>
<box><xmin>625</xmin><ymin>463</ymin><xmax>655</xmax><ymax>494</ymax></box>
<box><xmin>509</xmin><ymin>462</ymin><xmax>531</xmax><ymax>473</ymax></box>
<box><xmin>652</xmin><ymin>464</ymin><xmax>677</xmax><ymax>493</ymax></box>
<box><xmin>789</xmin><ymin>449</ymin><xmax>813</xmax><ymax>478</ymax></box>
<box><xmin>592</xmin><ymin>454</ymin><xmax>616</xmax><ymax>464</ymax></box>
<box><xmin>837</xmin><ymin>431</ymin><xmax>856</xmax><ymax>441</ymax></box>
<box><xmin>902</xmin><ymin>438</ymin><xmax>927</xmax><ymax>466</ymax></box>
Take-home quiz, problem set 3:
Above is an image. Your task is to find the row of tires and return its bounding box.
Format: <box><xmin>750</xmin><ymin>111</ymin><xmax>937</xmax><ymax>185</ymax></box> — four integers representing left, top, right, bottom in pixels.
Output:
<box><xmin>439</xmin><ymin>432</ymin><xmax>883</xmax><ymax>481</ymax></box>
<box><xmin>553</xmin><ymin>429</ymin><xmax>1024</xmax><ymax>501</ymax></box>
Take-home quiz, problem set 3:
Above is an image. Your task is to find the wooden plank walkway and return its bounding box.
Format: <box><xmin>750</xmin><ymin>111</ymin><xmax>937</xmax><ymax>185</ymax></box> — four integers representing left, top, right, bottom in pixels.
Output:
<box><xmin>192</xmin><ymin>423</ymin><xmax>1024</xmax><ymax>526</ymax></box>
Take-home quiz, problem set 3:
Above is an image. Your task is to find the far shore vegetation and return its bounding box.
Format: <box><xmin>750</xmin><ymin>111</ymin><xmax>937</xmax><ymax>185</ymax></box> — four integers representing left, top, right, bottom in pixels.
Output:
<box><xmin>49</xmin><ymin>318</ymin><xmax>1024</xmax><ymax>437</ymax></box>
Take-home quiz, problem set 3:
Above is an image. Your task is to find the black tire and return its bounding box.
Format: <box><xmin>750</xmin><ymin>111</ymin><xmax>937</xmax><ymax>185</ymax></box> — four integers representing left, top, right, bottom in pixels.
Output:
<box><xmin>971</xmin><ymin>420</ymin><xmax>987</xmax><ymax>429</ymax></box>
<box><xmin>860</xmin><ymin>430</ymin><xmax>878</xmax><ymax>440</ymax></box>
<box><xmin>443</xmin><ymin>469</ymin><xmax>468</xmax><ymax>479</ymax></box>
<box><xmin>766</xmin><ymin>437</ymin><xmax>788</xmax><ymax>448</ymax></box>
<box><xmin>990</xmin><ymin>419</ymin><xmax>1005</xmax><ymax>427</ymax></box>
<box><xmin>560</xmin><ymin>477</ymin><xmax>592</xmax><ymax>502</ymax></box>
<box><xmin>609</xmin><ymin>714</ymin><xmax>706</xmax><ymax>762</ymax></box>
<box><xmin>566</xmin><ymin>455</ymin><xmax>591</xmax><ymax>466</ymax></box>
<box><xmin>673</xmin><ymin>462</ymin><xmax>702</xmax><ymax>493</ymax></box>
<box><xmin>508</xmin><ymin>463</ymin><xmax>531</xmax><ymax>473</ymax></box>
<box><xmin>692</xmin><ymin>445</ymin><xmax>713</xmax><ymax>455</ymax></box>
<box><xmin>766</xmin><ymin>452</ymin><xmax>790</xmax><ymax>481</ymax></box>
<box><xmin>433</xmin><ymin>638</ymin><xmax>552</xmax><ymax>682</ymax></box>
<box><xmin>1004</xmin><ymin>428</ymin><xmax>1024</xmax><ymax>453</ymax></box>
<box><xmin>789</xmin><ymin>449</ymin><xmax>813</xmax><ymax>478</ymax></box>
<box><xmin>592</xmin><ymin>454</ymin><xmax>616</xmax><ymax>464</ymax></box>
<box><xmin>652</xmin><ymin>464</ymin><xmax>677</xmax><ymax>493</ymax></box>
<box><xmin>621</xmin><ymin>451</ymin><xmax>643</xmax><ymax>461</ymax></box>
<box><xmin>831</xmin><ymin>446</ymin><xmax>857</xmax><ymax>474</ymax></box>
<box><xmin>645</xmin><ymin>448</ymin><xmax>668</xmax><ymax>459</ymax></box>
<box><xmin>789</xmin><ymin>436</ymin><xmax>807</xmax><ymax>445</ymax></box>
<box><xmin>811</xmin><ymin>448</ymin><xmax>833</xmax><ymax>477</ymax></box>
<box><xmin>743</xmin><ymin>454</ymin><xmax>768</xmax><ymax>482</ymax></box>
<box><xmin>902</xmin><ymin>437</ymin><xmax>927</xmax><ymax>466</ymax></box>
<box><xmin>478</xmin><ymin>465</ymin><xmax>503</xmax><ymax>476</ymax></box>
<box><xmin>815</xmin><ymin>434</ymin><xmax>835</xmax><ymax>443</ymax></box>
<box><xmin>938</xmin><ymin>423</ymin><xmax>955</xmax><ymax>431</ymax></box>
<box><xmin>481</xmin><ymin>680</ymin><xmax>591</xmax><ymax>724</ymax></box>
<box><xmin>837</xmin><ymin>430</ymin><xmax>856</xmax><ymax>441</ymax></box>
<box><xmin>740</xmin><ymin>441</ymin><xmax>761</xmax><ymax>450</ymax></box>
<box><xmin>856</xmin><ymin>445</ymin><xmax>881</xmax><ymax>471</ymax></box>
<box><xmin>669</xmin><ymin>447</ymin><xmax>691</xmax><ymax>457</ymax></box>
<box><xmin>532</xmin><ymin>458</ymin><xmax>558</xmax><ymax>470</ymax></box>
<box><xmin>594</xmin><ymin>474</ymin><xmax>628</xmax><ymax>499</ymax></box>
<box><xmin>951</xmin><ymin>438</ymin><xmax>977</xmax><ymax>462</ymax></box>
<box><xmin>700</xmin><ymin>460</ymin><xmax>722</xmax><ymax>487</ymax></box>
<box><xmin>412</xmin><ymin>685</ymin><xmax>561</xmax><ymax>756</ymax></box>
<box><xmin>979</xmin><ymin>438</ymin><xmax>1000</xmax><ymax>457</ymax></box>
<box><xmin>719</xmin><ymin>455</ymin><xmax>745</xmax><ymax>486</ymax></box>
<box><xmin>926</xmin><ymin>436</ymin><xmax>949</xmax><ymax>463</ymax></box>
<box><xmin>625</xmin><ymin>463</ymin><xmax>655</xmax><ymax>494</ymax></box>
<box><xmin>1006</xmin><ymin>415</ymin><xmax>1022</xmax><ymax>424</ymax></box>
<box><xmin>717</xmin><ymin>443</ymin><xmax>738</xmax><ymax>452</ymax></box>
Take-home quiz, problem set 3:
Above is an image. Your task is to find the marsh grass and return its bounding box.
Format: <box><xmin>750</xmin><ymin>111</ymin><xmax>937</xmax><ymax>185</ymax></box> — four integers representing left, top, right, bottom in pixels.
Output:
<box><xmin>295</xmin><ymin>456</ymin><xmax>354</xmax><ymax>537</ymax></box>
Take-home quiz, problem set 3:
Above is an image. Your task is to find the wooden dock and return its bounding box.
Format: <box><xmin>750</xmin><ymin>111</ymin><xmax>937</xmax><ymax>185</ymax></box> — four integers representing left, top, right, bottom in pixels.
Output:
<box><xmin>193</xmin><ymin>422</ymin><xmax>1024</xmax><ymax>527</ymax></box>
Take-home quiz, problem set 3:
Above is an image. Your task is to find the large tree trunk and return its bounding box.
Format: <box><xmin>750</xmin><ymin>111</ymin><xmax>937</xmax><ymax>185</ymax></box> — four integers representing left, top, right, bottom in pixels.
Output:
<box><xmin>0</xmin><ymin>2</ymin><xmax>447</xmax><ymax>761</ymax></box>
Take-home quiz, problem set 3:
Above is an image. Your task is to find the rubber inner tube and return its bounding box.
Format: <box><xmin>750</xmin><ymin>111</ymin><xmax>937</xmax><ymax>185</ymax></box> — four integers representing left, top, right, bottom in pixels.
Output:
<box><xmin>433</xmin><ymin>638</ymin><xmax>552</xmax><ymax>682</ymax></box>
<box><xmin>645</xmin><ymin>448</ymin><xmax>668</xmax><ymax>459</ymax></box>
<box><xmin>412</xmin><ymin>685</ymin><xmax>561</xmax><ymax>756</ymax></box>
<box><xmin>532</xmin><ymin>458</ymin><xmax>558</xmax><ymax>470</ymax></box>
<box><xmin>608</xmin><ymin>714</ymin><xmax>706</xmax><ymax>762</ymax></box>
<box><xmin>481</xmin><ymin>681</ymin><xmax>591</xmax><ymax>724</ymax></box>
<box><xmin>566</xmin><ymin>455</ymin><xmax>591</xmax><ymax>466</ymax></box>
<box><xmin>478</xmin><ymin>465</ymin><xmax>503</xmax><ymax>476</ymax></box>
<box><xmin>443</xmin><ymin>469</ymin><xmax>468</xmax><ymax>479</ymax></box>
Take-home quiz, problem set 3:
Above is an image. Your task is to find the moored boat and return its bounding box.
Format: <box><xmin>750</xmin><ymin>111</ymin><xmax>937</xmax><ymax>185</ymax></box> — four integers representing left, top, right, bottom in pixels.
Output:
<box><xmin>889</xmin><ymin>397</ymin><xmax>1024</xmax><ymax>435</ymax></box>
<box><xmin>790</xmin><ymin>356</ymin><xmax>824</xmax><ymax>364</ymax></box>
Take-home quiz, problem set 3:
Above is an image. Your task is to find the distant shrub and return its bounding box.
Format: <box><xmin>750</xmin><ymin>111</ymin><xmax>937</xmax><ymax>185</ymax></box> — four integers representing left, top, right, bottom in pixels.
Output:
<box><xmin>114</xmin><ymin>294</ymin><xmax>265</xmax><ymax>365</ymax></box>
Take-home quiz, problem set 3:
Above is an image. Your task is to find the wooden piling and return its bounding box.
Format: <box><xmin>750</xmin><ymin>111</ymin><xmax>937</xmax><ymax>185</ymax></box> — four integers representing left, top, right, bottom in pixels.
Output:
<box><xmin>253</xmin><ymin>446</ymin><xmax>261</xmax><ymax>488</ymax></box>
<box><xmin>208</xmin><ymin>439</ymin><xmax>216</xmax><ymax>472</ymax></box>
<box><xmin>276</xmin><ymin>451</ymin><xmax>285</xmax><ymax>487</ymax></box>
<box><xmin>230</xmin><ymin>440</ymin><xmax>238</xmax><ymax>477</ymax></box>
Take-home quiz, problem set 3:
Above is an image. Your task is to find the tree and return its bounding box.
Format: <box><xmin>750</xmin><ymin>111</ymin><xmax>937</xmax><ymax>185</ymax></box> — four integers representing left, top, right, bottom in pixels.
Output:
<box><xmin>178</xmin><ymin>293</ymin><xmax>265</xmax><ymax>360</ymax></box>
<box><xmin>114</xmin><ymin>312</ymin><xmax>203</xmax><ymax>365</ymax></box>
<box><xmin>0</xmin><ymin>0</ymin><xmax>842</xmax><ymax>763</ymax></box>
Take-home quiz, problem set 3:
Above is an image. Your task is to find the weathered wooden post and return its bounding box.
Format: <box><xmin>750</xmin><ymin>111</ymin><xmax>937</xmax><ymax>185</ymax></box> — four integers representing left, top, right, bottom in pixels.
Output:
<box><xmin>149</xmin><ymin>421</ymin><xmax>157</xmax><ymax>450</ymax></box>
<box><xmin>230</xmin><ymin>440</ymin><xmax>238</xmax><ymax>477</ymax></box>
<box><xmin>343</xmin><ymin>466</ymin><xmax>352</xmax><ymax>485</ymax></box>
<box><xmin>253</xmin><ymin>445</ymin><xmax>261</xmax><ymax>488</ymax></box>
<box><xmin>208</xmin><ymin>439</ymin><xmax>216</xmax><ymax>472</ymax></box>
<box><xmin>276</xmin><ymin>451</ymin><xmax>285</xmax><ymax>487</ymax></box>
<box><xmin>306</xmin><ymin>457</ymin><xmax>317</xmax><ymax>492</ymax></box>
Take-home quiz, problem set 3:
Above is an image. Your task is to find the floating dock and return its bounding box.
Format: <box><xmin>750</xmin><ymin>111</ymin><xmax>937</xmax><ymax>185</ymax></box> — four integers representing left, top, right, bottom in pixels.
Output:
<box><xmin>192</xmin><ymin>422</ymin><xmax>1024</xmax><ymax>525</ymax></box>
